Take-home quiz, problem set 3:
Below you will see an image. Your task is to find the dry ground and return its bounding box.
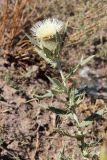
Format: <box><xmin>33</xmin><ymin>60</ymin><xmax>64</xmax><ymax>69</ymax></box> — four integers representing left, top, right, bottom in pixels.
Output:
<box><xmin>0</xmin><ymin>0</ymin><xmax>107</xmax><ymax>160</ymax></box>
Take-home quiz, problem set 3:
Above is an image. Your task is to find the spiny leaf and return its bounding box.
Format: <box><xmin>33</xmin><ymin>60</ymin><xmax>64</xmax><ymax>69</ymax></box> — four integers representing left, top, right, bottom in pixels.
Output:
<box><xmin>47</xmin><ymin>76</ymin><xmax>66</xmax><ymax>92</ymax></box>
<box><xmin>34</xmin><ymin>91</ymin><xmax>53</xmax><ymax>99</ymax></box>
<box><xmin>43</xmin><ymin>47</ymin><xmax>53</xmax><ymax>60</ymax></box>
<box><xmin>66</xmin><ymin>55</ymin><xmax>95</xmax><ymax>81</ymax></box>
<box><xmin>26</xmin><ymin>33</ymin><xmax>40</xmax><ymax>48</ymax></box>
<box><xmin>80</xmin><ymin>55</ymin><xmax>95</xmax><ymax>66</ymax></box>
<box><xmin>48</xmin><ymin>106</ymin><xmax>67</xmax><ymax>115</ymax></box>
<box><xmin>55</xmin><ymin>31</ymin><xmax>62</xmax><ymax>43</ymax></box>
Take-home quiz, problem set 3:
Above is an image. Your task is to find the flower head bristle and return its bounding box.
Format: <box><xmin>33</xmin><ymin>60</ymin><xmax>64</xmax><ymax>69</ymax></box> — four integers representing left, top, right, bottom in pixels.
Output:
<box><xmin>31</xmin><ymin>18</ymin><xmax>64</xmax><ymax>40</ymax></box>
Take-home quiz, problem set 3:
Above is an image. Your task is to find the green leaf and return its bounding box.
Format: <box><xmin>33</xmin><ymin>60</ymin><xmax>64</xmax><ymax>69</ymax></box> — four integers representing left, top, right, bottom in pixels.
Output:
<box><xmin>56</xmin><ymin>146</ymin><xmax>65</xmax><ymax>160</ymax></box>
<box><xmin>80</xmin><ymin>108</ymin><xmax>107</xmax><ymax>127</ymax></box>
<box><xmin>35</xmin><ymin>47</ymin><xmax>50</xmax><ymax>60</ymax></box>
<box><xmin>35</xmin><ymin>47</ymin><xmax>57</xmax><ymax>67</ymax></box>
<box><xmin>66</xmin><ymin>55</ymin><xmax>95</xmax><ymax>80</ymax></box>
<box><xmin>65</xmin><ymin>64</ymin><xmax>80</xmax><ymax>80</ymax></box>
<box><xmin>54</xmin><ymin>43</ymin><xmax>61</xmax><ymax>57</ymax></box>
<box><xmin>68</xmin><ymin>88</ymin><xmax>84</xmax><ymax>109</ymax></box>
<box><xmin>73</xmin><ymin>113</ymin><xmax>80</xmax><ymax>125</ymax></box>
<box><xmin>80</xmin><ymin>120</ymin><xmax>93</xmax><ymax>127</ymax></box>
<box><xmin>47</xmin><ymin>76</ymin><xmax>66</xmax><ymax>92</ymax></box>
<box><xmin>26</xmin><ymin>33</ymin><xmax>50</xmax><ymax>62</ymax></box>
<box><xmin>26</xmin><ymin>33</ymin><xmax>40</xmax><ymax>48</ymax></box>
<box><xmin>97</xmin><ymin>108</ymin><xmax>107</xmax><ymax>115</ymax></box>
<box><xmin>53</xmin><ymin>78</ymin><xmax>65</xmax><ymax>90</ymax></box>
<box><xmin>47</xmin><ymin>76</ymin><xmax>57</xmax><ymax>85</ymax></box>
<box><xmin>54</xmin><ymin>32</ymin><xmax>62</xmax><ymax>57</ymax></box>
<box><xmin>64</xmin><ymin>21</ymin><xmax>68</xmax><ymax>35</ymax></box>
<box><xmin>80</xmin><ymin>55</ymin><xmax>95</xmax><ymax>66</ymax></box>
<box><xmin>55</xmin><ymin>31</ymin><xmax>62</xmax><ymax>43</ymax></box>
<box><xmin>26</xmin><ymin>34</ymin><xmax>58</xmax><ymax>68</ymax></box>
<box><xmin>0</xmin><ymin>139</ymin><xmax>3</xmax><ymax>146</ymax></box>
<box><xmin>34</xmin><ymin>90</ymin><xmax>53</xmax><ymax>99</ymax></box>
<box><xmin>48</xmin><ymin>106</ymin><xmax>67</xmax><ymax>115</ymax></box>
<box><xmin>43</xmin><ymin>47</ymin><xmax>53</xmax><ymax>59</ymax></box>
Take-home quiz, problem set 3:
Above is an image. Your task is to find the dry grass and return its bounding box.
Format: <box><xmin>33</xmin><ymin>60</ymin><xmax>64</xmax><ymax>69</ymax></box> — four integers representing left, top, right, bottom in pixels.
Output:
<box><xmin>0</xmin><ymin>0</ymin><xmax>32</xmax><ymax>58</ymax></box>
<box><xmin>68</xmin><ymin>0</ymin><xmax>107</xmax><ymax>46</ymax></box>
<box><xmin>0</xmin><ymin>0</ymin><xmax>53</xmax><ymax>60</ymax></box>
<box><xmin>0</xmin><ymin>0</ymin><xmax>107</xmax><ymax>59</ymax></box>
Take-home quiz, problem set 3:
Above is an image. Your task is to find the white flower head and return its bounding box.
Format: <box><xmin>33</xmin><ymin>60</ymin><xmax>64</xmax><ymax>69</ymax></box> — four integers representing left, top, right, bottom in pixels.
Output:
<box><xmin>31</xmin><ymin>18</ymin><xmax>64</xmax><ymax>40</ymax></box>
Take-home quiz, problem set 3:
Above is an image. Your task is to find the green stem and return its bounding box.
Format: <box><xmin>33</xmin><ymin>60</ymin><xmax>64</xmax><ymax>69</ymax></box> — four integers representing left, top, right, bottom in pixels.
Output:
<box><xmin>57</xmin><ymin>60</ymin><xmax>66</xmax><ymax>87</ymax></box>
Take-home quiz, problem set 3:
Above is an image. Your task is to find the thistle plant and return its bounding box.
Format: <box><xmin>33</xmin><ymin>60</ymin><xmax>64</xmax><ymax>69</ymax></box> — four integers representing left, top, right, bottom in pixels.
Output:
<box><xmin>30</xmin><ymin>18</ymin><xmax>66</xmax><ymax>68</ymax></box>
<box><xmin>28</xmin><ymin>18</ymin><xmax>95</xmax><ymax>159</ymax></box>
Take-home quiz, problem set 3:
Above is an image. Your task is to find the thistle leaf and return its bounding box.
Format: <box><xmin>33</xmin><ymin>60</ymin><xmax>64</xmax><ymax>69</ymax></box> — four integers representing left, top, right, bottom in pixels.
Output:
<box><xmin>66</xmin><ymin>55</ymin><xmax>95</xmax><ymax>80</ymax></box>
<box><xmin>43</xmin><ymin>47</ymin><xmax>53</xmax><ymax>59</ymax></box>
<box><xmin>34</xmin><ymin>91</ymin><xmax>53</xmax><ymax>99</ymax></box>
<box><xmin>80</xmin><ymin>55</ymin><xmax>95</xmax><ymax>66</ymax></box>
<box><xmin>47</xmin><ymin>76</ymin><xmax>66</xmax><ymax>92</ymax></box>
<box><xmin>26</xmin><ymin>33</ymin><xmax>40</xmax><ymax>48</ymax></box>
